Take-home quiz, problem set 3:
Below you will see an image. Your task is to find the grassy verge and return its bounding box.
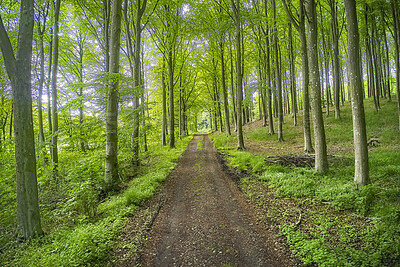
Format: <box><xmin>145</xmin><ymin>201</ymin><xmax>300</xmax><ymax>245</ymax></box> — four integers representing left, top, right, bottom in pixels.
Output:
<box><xmin>211</xmin><ymin>99</ymin><xmax>400</xmax><ymax>266</ymax></box>
<box><xmin>0</xmin><ymin>136</ymin><xmax>192</xmax><ymax>266</ymax></box>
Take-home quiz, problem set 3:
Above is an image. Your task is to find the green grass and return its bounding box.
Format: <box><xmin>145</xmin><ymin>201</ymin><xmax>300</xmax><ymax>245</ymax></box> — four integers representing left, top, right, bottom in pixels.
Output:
<box><xmin>211</xmin><ymin>99</ymin><xmax>400</xmax><ymax>266</ymax></box>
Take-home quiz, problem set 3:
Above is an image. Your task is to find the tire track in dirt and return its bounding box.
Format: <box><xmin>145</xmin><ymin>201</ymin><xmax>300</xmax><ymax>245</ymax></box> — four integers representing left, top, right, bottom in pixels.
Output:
<box><xmin>139</xmin><ymin>134</ymin><xmax>296</xmax><ymax>267</ymax></box>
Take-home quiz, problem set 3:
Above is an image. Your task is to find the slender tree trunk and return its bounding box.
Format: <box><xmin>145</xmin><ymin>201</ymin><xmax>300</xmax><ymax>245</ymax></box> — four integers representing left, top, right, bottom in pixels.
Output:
<box><xmin>0</xmin><ymin>0</ymin><xmax>43</xmax><ymax>239</ymax></box>
<box><xmin>306</xmin><ymin>0</ymin><xmax>328</xmax><ymax>173</ymax></box>
<box><xmin>282</xmin><ymin>0</ymin><xmax>313</xmax><ymax>152</ymax></box>
<box><xmin>229</xmin><ymin>34</ymin><xmax>237</xmax><ymax>132</ymax></box>
<box><xmin>263</xmin><ymin>15</ymin><xmax>274</xmax><ymax>135</ymax></box>
<box><xmin>232</xmin><ymin>0</ymin><xmax>244</xmax><ymax>149</ymax></box>
<box><xmin>273</xmin><ymin>0</ymin><xmax>283</xmax><ymax>142</ymax></box>
<box><xmin>51</xmin><ymin>0</ymin><xmax>61</xmax><ymax>180</ymax></box>
<box><xmin>344</xmin><ymin>0</ymin><xmax>369</xmax><ymax>186</ymax></box>
<box><xmin>103</xmin><ymin>0</ymin><xmax>111</xmax><ymax>73</ymax></box>
<box><xmin>329</xmin><ymin>0</ymin><xmax>341</xmax><ymax>119</ymax></box>
<box><xmin>392</xmin><ymin>0</ymin><xmax>400</xmax><ymax>130</ymax></box>
<box><xmin>168</xmin><ymin>48</ymin><xmax>175</xmax><ymax>148</ymax></box>
<box><xmin>37</xmin><ymin>17</ymin><xmax>47</xmax><ymax>163</ymax></box>
<box><xmin>47</xmin><ymin>28</ymin><xmax>52</xmax><ymax>136</ymax></box>
<box><xmin>162</xmin><ymin>58</ymin><xmax>167</xmax><ymax>145</ymax></box>
<box><xmin>220</xmin><ymin>40</ymin><xmax>231</xmax><ymax>136</ymax></box>
<box><xmin>300</xmin><ymin>6</ymin><xmax>313</xmax><ymax>153</ymax></box>
<box><xmin>105</xmin><ymin>0</ymin><xmax>122</xmax><ymax>191</ymax></box>
<box><xmin>288</xmin><ymin>23</ymin><xmax>297</xmax><ymax>126</ymax></box>
<box><xmin>78</xmin><ymin>32</ymin><xmax>85</xmax><ymax>153</ymax></box>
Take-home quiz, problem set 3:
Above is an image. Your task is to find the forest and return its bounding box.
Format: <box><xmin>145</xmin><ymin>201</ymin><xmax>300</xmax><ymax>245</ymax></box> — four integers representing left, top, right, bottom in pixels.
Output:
<box><xmin>1</xmin><ymin>0</ymin><xmax>400</xmax><ymax>266</ymax></box>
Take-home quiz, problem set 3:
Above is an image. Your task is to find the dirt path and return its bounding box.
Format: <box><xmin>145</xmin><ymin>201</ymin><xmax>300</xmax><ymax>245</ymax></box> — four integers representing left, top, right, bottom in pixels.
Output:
<box><xmin>139</xmin><ymin>134</ymin><xmax>296</xmax><ymax>267</ymax></box>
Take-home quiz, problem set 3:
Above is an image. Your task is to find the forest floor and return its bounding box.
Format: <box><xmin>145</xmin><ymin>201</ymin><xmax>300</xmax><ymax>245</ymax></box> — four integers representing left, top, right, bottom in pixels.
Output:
<box><xmin>116</xmin><ymin>134</ymin><xmax>299</xmax><ymax>266</ymax></box>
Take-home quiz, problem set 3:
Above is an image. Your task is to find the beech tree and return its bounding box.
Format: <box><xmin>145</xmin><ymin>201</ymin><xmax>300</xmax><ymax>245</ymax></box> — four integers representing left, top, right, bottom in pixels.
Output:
<box><xmin>0</xmin><ymin>0</ymin><xmax>43</xmax><ymax>239</ymax></box>
<box><xmin>231</xmin><ymin>0</ymin><xmax>244</xmax><ymax>150</ymax></box>
<box><xmin>344</xmin><ymin>0</ymin><xmax>369</xmax><ymax>186</ymax></box>
<box><xmin>281</xmin><ymin>0</ymin><xmax>314</xmax><ymax>153</ymax></box>
<box><xmin>51</xmin><ymin>0</ymin><xmax>61</xmax><ymax>179</ymax></box>
<box><xmin>305</xmin><ymin>0</ymin><xmax>328</xmax><ymax>173</ymax></box>
<box><xmin>105</xmin><ymin>0</ymin><xmax>123</xmax><ymax>191</ymax></box>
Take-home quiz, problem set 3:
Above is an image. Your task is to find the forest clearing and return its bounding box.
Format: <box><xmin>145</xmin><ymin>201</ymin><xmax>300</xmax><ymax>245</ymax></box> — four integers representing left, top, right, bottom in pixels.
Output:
<box><xmin>1</xmin><ymin>0</ymin><xmax>400</xmax><ymax>266</ymax></box>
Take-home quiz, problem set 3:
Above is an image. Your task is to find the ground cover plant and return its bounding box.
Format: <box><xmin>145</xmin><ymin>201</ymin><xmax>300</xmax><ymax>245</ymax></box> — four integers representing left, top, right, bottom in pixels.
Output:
<box><xmin>211</xmin><ymin>99</ymin><xmax>400</xmax><ymax>266</ymax></box>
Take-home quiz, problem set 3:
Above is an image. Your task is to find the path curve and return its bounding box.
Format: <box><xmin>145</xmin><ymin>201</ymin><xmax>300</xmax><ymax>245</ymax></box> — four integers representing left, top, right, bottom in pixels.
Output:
<box><xmin>139</xmin><ymin>134</ymin><xmax>296</xmax><ymax>266</ymax></box>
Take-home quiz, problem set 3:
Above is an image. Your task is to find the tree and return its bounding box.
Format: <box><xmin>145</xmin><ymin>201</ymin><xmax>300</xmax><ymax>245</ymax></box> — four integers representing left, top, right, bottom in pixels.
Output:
<box><xmin>273</xmin><ymin>0</ymin><xmax>284</xmax><ymax>142</ymax></box>
<box><xmin>281</xmin><ymin>0</ymin><xmax>313</xmax><ymax>153</ymax></box>
<box><xmin>123</xmin><ymin>0</ymin><xmax>150</xmax><ymax>165</ymax></box>
<box><xmin>51</xmin><ymin>0</ymin><xmax>62</xmax><ymax>179</ymax></box>
<box><xmin>105</xmin><ymin>0</ymin><xmax>123</xmax><ymax>191</ymax></box>
<box><xmin>392</xmin><ymin>0</ymin><xmax>400</xmax><ymax>130</ymax></box>
<box><xmin>305</xmin><ymin>0</ymin><xmax>328</xmax><ymax>173</ymax></box>
<box><xmin>344</xmin><ymin>0</ymin><xmax>369</xmax><ymax>186</ymax></box>
<box><xmin>231</xmin><ymin>0</ymin><xmax>244</xmax><ymax>150</ymax></box>
<box><xmin>0</xmin><ymin>0</ymin><xmax>43</xmax><ymax>239</ymax></box>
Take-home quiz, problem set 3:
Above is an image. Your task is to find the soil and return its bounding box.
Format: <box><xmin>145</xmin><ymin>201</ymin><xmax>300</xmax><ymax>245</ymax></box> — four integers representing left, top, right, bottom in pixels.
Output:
<box><xmin>130</xmin><ymin>134</ymin><xmax>298</xmax><ymax>267</ymax></box>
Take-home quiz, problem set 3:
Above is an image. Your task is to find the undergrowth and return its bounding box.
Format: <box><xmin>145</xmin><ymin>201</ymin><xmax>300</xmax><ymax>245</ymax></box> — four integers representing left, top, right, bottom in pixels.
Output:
<box><xmin>211</xmin><ymin>99</ymin><xmax>400</xmax><ymax>266</ymax></box>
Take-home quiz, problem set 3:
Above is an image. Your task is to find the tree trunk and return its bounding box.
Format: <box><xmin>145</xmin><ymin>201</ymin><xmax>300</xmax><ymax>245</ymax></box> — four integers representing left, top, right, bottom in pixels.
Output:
<box><xmin>168</xmin><ymin>48</ymin><xmax>175</xmax><ymax>148</ymax></box>
<box><xmin>47</xmin><ymin>28</ymin><xmax>52</xmax><ymax>136</ymax></box>
<box><xmin>329</xmin><ymin>0</ymin><xmax>341</xmax><ymax>119</ymax></box>
<box><xmin>306</xmin><ymin>0</ymin><xmax>328</xmax><ymax>173</ymax></box>
<box><xmin>51</xmin><ymin>0</ymin><xmax>61</xmax><ymax>179</ymax></box>
<box><xmin>232</xmin><ymin>0</ymin><xmax>244</xmax><ymax>149</ymax></box>
<box><xmin>37</xmin><ymin>12</ymin><xmax>48</xmax><ymax>163</ymax></box>
<box><xmin>229</xmin><ymin>34</ymin><xmax>237</xmax><ymax>132</ymax></box>
<box><xmin>162</xmin><ymin>58</ymin><xmax>167</xmax><ymax>145</ymax></box>
<box><xmin>288</xmin><ymin>23</ymin><xmax>297</xmax><ymax>126</ymax></box>
<box><xmin>282</xmin><ymin>0</ymin><xmax>313</xmax><ymax>152</ymax></box>
<box><xmin>220</xmin><ymin>40</ymin><xmax>231</xmax><ymax>136</ymax></box>
<box><xmin>273</xmin><ymin>0</ymin><xmax>283</xmax><ymax>142</ymax></box>
<box><xmin>105</xmin><ymin>0</ymin><xmax>122</xmax><ymax>191</ymax></box>
<box><xmin>0</xmin><ymin>0</ymin><xmax>43</xmax><ymax>239</ymax></box>
<box><xmin>344</xmin><ymin>0</ymin><xmax>369</xmax><ymax>186</ymax></box>
<box><xmin>392</xmin><ymin>0</ymin><xmax>400</xmax><ymax>130</ymax></box>
<box><xmin>78</xmin><ymin>31</ymin><xmax>85</xmax><ymax>153</ymax></box>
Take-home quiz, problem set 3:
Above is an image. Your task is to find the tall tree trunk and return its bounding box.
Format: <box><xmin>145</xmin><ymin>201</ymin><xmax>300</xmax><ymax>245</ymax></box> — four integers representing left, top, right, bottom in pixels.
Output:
<box><xmin>229</xmin><ymin>34</ymin><xmax>237</xmax><ymax>132</ymax></box>
<box><xmin>263</xmin><ymin>4</ymin><xmax>274</xmax><ymax>135</ymax></box>
<box><xmin>220</xmin><ymin>40</ymin><xmax>231</xmax><ymax>136</ymax></box>
<box><xmin>273</xmin><ymin>0</ymin><xmax>284</xmax><ymax>142</ymax></box>
<box><xmin>134</xmin><ymin>0</ymin><xmax>146</xmax><ymax>164</ymax></box>
<box><xmin>47</xmin><ymin>28</ymin><xmax>52</xmax><ymax>136</ymax></box>
<box><xmin>306</xmin><ymin>0</ymin><xmax>328</xmax><ymax>173</ymax></box>
<box><xmin>51</xmin><ymin>0</ymin><xmax>61</xmax><ymax>179</ymax></box>
<box><xmin>232</xmin><ymin>0</ymin><xmax>244</xmax><ymax>149</ymax></box>
<box><xmin>392</xmin><ymin>0</ymin><xmax>400</xmax><ymax>130</ymax></box>
<box><xmin>344</xmin><ymin>0</ymin><xmax>369</xmax><ymax>186</ymax></box>
<box><xmin>288</xmin><ymin>23</ymin><xmax>297</xmax><ymax>126</ymax></box>
<box><xmin>103</xmin><ymin>0</ymin><xmax>111</xmax><ymax>73</ymax></box>
<box><xmin>162</xmin><ymin>58</ymin><xmax>167</xmax><ymax>145</ymax></box>
<box><xmin>168</xmin><ymin>48</ymin><xmax>175</xmax><ymax>148</ymax></box>
<box><xmin>78</xmin><ymin>31</ymin><xmax>85</xmax><ymax>153</ymax></box>
<box><xmin>105</xmin><ymin>0</ymin><xmax>122</xmax><ymax>191</ymax></box>
<box><xmin>329</xmin><ymin>0</ymin><xmax>341</xmax><ymax>119</ymax></box>
<box><xmin>0</xmin><ymin>0</ymin><xmax>43</xmax><ymax>239</ymax></box>
<box><xmin>37</xmin><ymin>11</ymin><xmax>48</xmax><ymax>163</ymax></box>
<box><xmin>282</xmin><ymin>0</ymin><xmax>313</xmax><ymax>152</ymax></box>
